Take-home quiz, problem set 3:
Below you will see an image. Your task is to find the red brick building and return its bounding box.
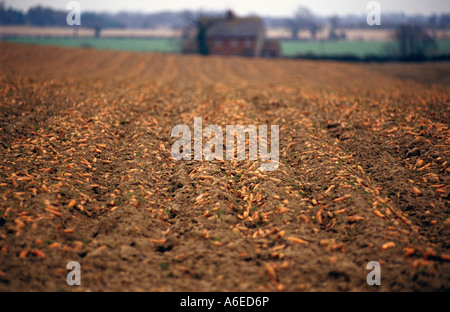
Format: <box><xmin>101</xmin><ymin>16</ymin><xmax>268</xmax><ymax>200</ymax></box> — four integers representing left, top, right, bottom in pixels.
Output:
<box><xmin>183</xmin><ymin>11</ymin><xmax>279</xmax><ymax>58</ymax></box>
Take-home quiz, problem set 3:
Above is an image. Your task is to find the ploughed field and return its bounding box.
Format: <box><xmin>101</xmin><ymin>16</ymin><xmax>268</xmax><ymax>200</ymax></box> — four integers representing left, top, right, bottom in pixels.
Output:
<box><xmin>0</xmin><ymin>42</ymin><xmax>449</xmax><ymax>291</ymax></box>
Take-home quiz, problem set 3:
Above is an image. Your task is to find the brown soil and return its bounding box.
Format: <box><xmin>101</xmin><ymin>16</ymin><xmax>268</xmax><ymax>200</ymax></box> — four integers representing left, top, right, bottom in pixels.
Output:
<box><xmin>0</xmin><ymin>43</ymin><xmax>449</xmax><ymax>291</ymax></box>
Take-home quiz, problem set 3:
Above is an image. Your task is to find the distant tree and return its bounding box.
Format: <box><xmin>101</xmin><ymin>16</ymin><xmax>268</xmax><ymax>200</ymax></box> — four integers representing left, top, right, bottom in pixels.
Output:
<box><xmin>26</xmin><ymin>6</ymin><xmax>66</xmax><ymax>26</ymax></box>
<box><xmin>82</xmin><ymin>12</ymin><xmax>125</xmax><ymax>29</ymax></box>
<box><xmin>287</xmin><ymin>19</ymin><xmax>299</xmax><ymax>40</ymax></box>
<box><xmin>290</xmin><ymin>7</ymin><xmax>321</xmax><ymax>40</ymax></box>
<box><xmin>439</xmin><ymin>14</ymin><xmax>450</xmax><ymax>29</ymax></box>
<box><xmin>393</xmin><ymin>24</ymin><xmax>437</xmax><ymax>59</ymax></box>
<box><xmin>329</xmin><ymin>15</ymin><xmax>339</xmax><ymax>30</ymax></box>
<box><xmin>81</xmin><ymin>12</ymin><xmax>125</xmax><ymax>37</ymax></box>
<box><xmin>182</xmin><ymin>11</ymin><xmax>222</xmax><ymax>55</ymax></box>
<box><xmin>428</xmin><ymin>14</ymin><xmax>438</xmax><ymax>39</ymax></box>
<box><xmin>0</xmin><ymin>1</ymin><xmax>25</xmax><ymax>25</ymax></box>
<box><xmin>328</xmin><ymin>15</ymin><xmax>346</xmax><ymax>41</ymax></box>
<box><xmin>94</xmin><ymin>25</ymin><xmax>101</xmax><ymax>38</ymax></box>
<box><xmin>196</xmin><ymin>23</ymin><xmax>210</xmax><ymax>55</ymax></box>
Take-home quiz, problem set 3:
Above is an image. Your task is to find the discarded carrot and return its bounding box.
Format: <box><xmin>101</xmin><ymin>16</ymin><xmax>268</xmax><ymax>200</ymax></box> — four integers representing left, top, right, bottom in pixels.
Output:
<box><xmin>48</xmin><ymin>243</ymin><xmax>60</xmax><ymax>249</ymax></box>
<box><xmin>268</xmin><ymin>227</ymin><xmax>279</xmax><ymax>235</ymax></box>
<box><xmin>412</xmin><ymin>187</ymin><xmax>422</xmax><ymax>197</ymax></box>
<box><xmin>415</xmin><ymin>159</ymin><xmax>424</xmax><ymax>168</ymax></box>
<box><xmin>287</xmin><ymin>236</ymin><xmax>308</xmax><ymax>244</ymax></box>
<box><xmin>201</xmin><ymin>229</ymin><xmax>210</xmax><ymax>239</ymax></box>
<box><xmin>150</xmin><ymin>239</ymin><xmax>166</xmax><ymax>244</ymax></box>
<box><xmin>381</xmin><ymin>242</ymin><xmax>396</xmax><ymax>251</ymax></box>
<box><xmin>67</xmin><ymin>199</ymin><xmax>76</xmax><ymax>208</ymax></box>
<box><xmin>33</xmin><ymin>249</ymin><xmax>46</xmax><ymax>258</ymax></box>
<box><xmin>45</xmin><ymin>206</ymin><xmax>61</xmax><ymax>217</ymax></box>
<box><xmin>348</xmin><ymin>215</ymin><xmax>364</xmax><ymax>223</ymax></box>
<box><xmin>417</xmin><ymin>163</ymin><xmax>432</xmax><ymax>171</ymax></box>
<box><xmin>316</xmin><ymin>211</ymin><xmax>322</xmax><ymax>224</ymax></box>
<box><xmin>325</xmin><ymin>185</ymin><xmax>335</xmax><ymax>194</ymax></box>
<box><xmin>334</xmin><ymin>194</ymin><xmax>351</xmax><ymax>203</ymax></box>
<box><xmin>373</xmin><ymin>209</ymin><xmax>385</xmax><ymax>218</ymax></box>
<box><xmin>14</xmin><ymin>219</ymin><xmax>25</xmax><ymax>228</ymax></box>
<box><xmin>264</xmin><ymin>263</ymin><xmax>276</xmax><ymax>282</ymax></box>
<box><xmin>19</xmin><ymin>249</ymin><xmax>29</xmax><ymax>258</ymax></box>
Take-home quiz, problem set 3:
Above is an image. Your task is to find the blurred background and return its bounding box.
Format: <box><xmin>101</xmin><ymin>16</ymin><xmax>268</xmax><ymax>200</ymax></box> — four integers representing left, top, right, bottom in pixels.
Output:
<box><xmin>1</xmin><ymin>0</ymin><xmax>449</xmax><ymax>60</ymax></box>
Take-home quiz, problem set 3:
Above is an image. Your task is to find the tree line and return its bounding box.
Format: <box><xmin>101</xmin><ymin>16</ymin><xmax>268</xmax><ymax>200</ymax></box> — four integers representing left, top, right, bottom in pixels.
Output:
<box><xmin>0</xmin><ymin>3</ymin><xmax>124</xmax><ymax>28</ymax></box>
<box><xmin>2</xmin><ymin>2</ymin><xmax>449</xmax><ymax>33</ymax></box>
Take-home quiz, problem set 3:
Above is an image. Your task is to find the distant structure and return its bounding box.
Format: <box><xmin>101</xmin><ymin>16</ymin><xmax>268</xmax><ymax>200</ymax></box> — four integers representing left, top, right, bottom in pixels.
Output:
<box><xmin>261</xmin><ymin>40</ymin><xmax>281</xmax><ymax>58</ymax></box>
<box><xmin>183</xmin><ymin>11</ymin><xmax>280</xmax><ymax>57</ymax></box>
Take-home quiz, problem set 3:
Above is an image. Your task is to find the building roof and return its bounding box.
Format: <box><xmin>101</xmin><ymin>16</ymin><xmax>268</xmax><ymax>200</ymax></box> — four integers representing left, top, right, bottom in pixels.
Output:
<box><xmin>205</xmin><ymin>16</ymin><xmax>264</xmax><ymax>38</ymax></box>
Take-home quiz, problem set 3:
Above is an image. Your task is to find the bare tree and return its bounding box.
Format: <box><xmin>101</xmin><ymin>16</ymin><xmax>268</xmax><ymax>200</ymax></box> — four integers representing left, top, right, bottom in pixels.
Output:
<box><xmin>290</xmin><ymin>7</ymin><xmax>321</xmax><ymax>40</ymax></box>
<box><xmin>328</xmin><ymin>15</ymin><xmax>346</xmax><ymax>40</ymax></box>
<box><xmin>393</xmin><ymin>24</ymin><xmax>436</xmax><ymax>59</ymax></box>
<box><xmin>94</xmin><ymin>25</ymin><xmax>101</xmax><ymax>38</ymax></box>
<box><xmin>428</xmin><ymin>14</ymin><xmax>438</xmax><ymax>40</ymax></box>
<box><xmin>182</xmin><ymin>11</ymin><xmax>221</xmax><ymax>55</ymax></box>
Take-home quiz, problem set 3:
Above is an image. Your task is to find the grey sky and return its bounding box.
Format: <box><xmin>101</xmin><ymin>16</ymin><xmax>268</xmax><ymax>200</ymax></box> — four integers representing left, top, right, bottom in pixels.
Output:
<box><xmin>4</xmin><ymin>0</ymin><xmax>450</xmax><ymax>17</ymax></box>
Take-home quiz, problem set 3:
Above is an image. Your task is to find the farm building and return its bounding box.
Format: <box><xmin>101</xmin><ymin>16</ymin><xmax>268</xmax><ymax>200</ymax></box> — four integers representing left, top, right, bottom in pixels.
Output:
<box><xmin>183</xmin><ymin>11</ymin><xmax>280</xmax><ymax>57</ymax></box>
<box><xmin>261</xmin><ymin>40</ymin><xmax>281</xmax><ymax>58</ymax></box>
